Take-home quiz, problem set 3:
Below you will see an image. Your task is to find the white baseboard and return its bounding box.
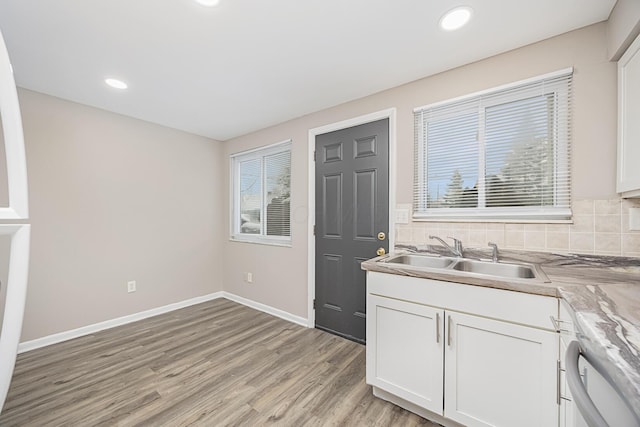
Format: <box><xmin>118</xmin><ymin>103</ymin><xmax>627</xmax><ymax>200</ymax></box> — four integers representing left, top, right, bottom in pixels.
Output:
<box><xmin>222</xmin><ymin>292</ymin><xmax>308</xmax><ymax>327</ymax></box>
<box><xmin>17</xmin><ymin>292</ymin><xmax>224</xmax><ymax>354</ymax></box>
<box><xmin>18</xmin><ymin>291</ymin><xmax>309</xmax><ymax>354</ymax></box>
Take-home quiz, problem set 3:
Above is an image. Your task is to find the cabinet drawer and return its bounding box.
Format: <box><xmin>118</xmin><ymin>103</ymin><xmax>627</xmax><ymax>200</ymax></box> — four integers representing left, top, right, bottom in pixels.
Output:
<box><xmin>367</xmin><ymin>271</ymin><xmax>558</xmax><ymax>330</ymax></box>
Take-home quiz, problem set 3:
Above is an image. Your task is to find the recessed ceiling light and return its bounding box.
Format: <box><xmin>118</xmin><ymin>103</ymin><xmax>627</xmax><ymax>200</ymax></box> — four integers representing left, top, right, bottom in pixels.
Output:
<box><xmin>194</xmin><ymin>0</ymin><xmax>220</xmax><ymax>6</ymax></box>
<box><xmin>440</xmin><ymin>6</ymin><xmax>473</xmax><ymax>31</ymax></box>
<box><xmin>104</xmin><ymin>78</ymin><xmax>128</xmax><ymax>90</ymax></box>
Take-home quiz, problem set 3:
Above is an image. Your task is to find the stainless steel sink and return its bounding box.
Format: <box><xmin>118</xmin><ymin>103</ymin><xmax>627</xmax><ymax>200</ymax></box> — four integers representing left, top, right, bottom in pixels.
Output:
<box><xmin>383</xmin><ymin>254</ymin><xmax>456</xmax><ymax>269</ymax></box>
<box><xmin>380</xmin><ymin>252</ymin><xmax>549</xmax><ymax>282</ymax></box>
<box><xmin>451</xmin><ymin>259</ymin><xmax>537</xmax><ymax>279</ymax></box>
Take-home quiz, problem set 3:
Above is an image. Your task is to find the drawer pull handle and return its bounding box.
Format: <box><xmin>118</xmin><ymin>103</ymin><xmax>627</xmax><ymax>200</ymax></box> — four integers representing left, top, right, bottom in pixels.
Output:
<box><xmin>550</xmin><ymin>316</ymin><xmax>573</xmax><ymax>333</ymax></box>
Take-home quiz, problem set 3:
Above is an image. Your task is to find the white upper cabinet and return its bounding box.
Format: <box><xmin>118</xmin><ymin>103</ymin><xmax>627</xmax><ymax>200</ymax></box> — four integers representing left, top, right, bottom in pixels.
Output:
<box><xmin>618</xmin><ymin>33</ymin><xmax>640</xmax><ymax>198</ymax></box>
<box><xmin>0</xmin><ymin>31</ymin><xmax>29</xmax><ymax>219</ymax></box>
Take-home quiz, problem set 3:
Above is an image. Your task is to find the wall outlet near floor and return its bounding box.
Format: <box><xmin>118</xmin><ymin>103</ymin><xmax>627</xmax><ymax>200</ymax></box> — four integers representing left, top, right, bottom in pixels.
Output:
<box><xmin>243</xmin><ymin>272</ymin><xmax>253</xmax><ymax>283</ymax></box>
<box><xmin>630</xmin><ymin>208</ymin><xmax>640</xmax><ymax>231</ymax></box>
<box><xmin>127</xmin><ymin>280</ymin><xmax>136</xmax><ymax>293</ymax></box>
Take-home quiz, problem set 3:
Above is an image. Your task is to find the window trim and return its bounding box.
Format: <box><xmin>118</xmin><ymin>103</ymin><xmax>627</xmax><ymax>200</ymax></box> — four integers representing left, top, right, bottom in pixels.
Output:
<box><xmin>230</xmin><ymin>139</ymin><xmax>292</xmax><ymax>246</ymax></box>
<box><xmin>413</xmin><ymin>68</ymin><xmax>573</xmax><ymax>222</ymax></box>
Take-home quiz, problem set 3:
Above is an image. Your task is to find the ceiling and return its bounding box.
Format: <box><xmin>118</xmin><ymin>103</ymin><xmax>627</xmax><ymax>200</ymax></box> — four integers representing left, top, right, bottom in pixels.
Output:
<box><xmin>0</xmin><ymin>0</ymin><xmax>616</xmax><ymax>141</ymax></box>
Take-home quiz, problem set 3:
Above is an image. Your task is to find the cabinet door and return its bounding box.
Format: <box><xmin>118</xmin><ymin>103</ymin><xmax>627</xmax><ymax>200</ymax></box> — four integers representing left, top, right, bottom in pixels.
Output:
<box><xmin>559</xmin><ymin>335</ymin><xmax>574</xmax><ymax>427</ymax></box>
<box><xmin>366</xmin><ymin>294</ymin><xmax>444</xmax><ymax>414</ymax></box>
<box><xmin>444</xmin><ymin>311</ymin><xmax>558</xmax><ymax>427</ymax></box>
<box><xmin>618</xmin><ymin>32</ymin><xmax>640</xmax><ymax>196</ymax></box>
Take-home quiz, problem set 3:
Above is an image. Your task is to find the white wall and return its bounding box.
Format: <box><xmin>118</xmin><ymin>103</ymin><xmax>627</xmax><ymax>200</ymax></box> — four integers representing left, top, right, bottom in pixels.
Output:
<box><xmin>18</xmin><ymin>89</ymin><xmax>224</xmax><ymax>341</ymax></box>
<box><xmin>13</xmin><ymin>20</ymin><xmax>638</xmax><ymax>341</ymax></box>
<box><xmin>222</xmin><ymin>23</ymin><xmax>629</xmax><ymax>320</ymax></box>
<box><xmin>607</xmin><ymin>0</ymin><xmax>640</xmax><ymax>60</ymax></box>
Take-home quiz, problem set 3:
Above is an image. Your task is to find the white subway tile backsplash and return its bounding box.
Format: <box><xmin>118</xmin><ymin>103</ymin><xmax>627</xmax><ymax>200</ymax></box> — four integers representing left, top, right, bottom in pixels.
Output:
<box><xmin>399</xmin><ymin>198</ymin><xmax>638</xmax><ymax>258</ymax></box>
<box><xmin>397</xmin><ymin>225</ymin><xmax>411</xmax><ymax>243</ymax></box>
<box><xmin>468</xmin><ymin>229</ymin><xmax>488</xmax><ymax>247</ymax></box>
<box><xmin>547</xmin><ymin>232</ymin><xmax>570</xmax><ymax>251</ymax></box>
<box><xmin>622</xmin><ymin>234</ymin><xmax>640</xmax><ymax>255</ymax></box>
<box><xmin>570</xmin><ymin>232</ymin><xmax>595</xmax><ymax>252</ymax></box>
<box><xmin>524</xmin><ymin>224</ymin><xmax>545</xmax><ymax>233</ymax></box>
<box><xmin>594</xmin><ymin>233</ymin><xmax>621</xmax><ymax>253</ymax></box>
<box><xmin>411</xmin><ymin>224</ymin><xmax>427</xmax><ymax>243</ymax></box>
<box><xmin>573</xmin><ymin>199</ymin><xmax>594</xmax><ymax>215</ymax></box>
<box><xmin>546</xmin><ymin>224</ymin><xmax>571</xmax><ymax>234</ymax></box>
<box><xmin>486</xmin><ymin>228</ymin><xmax>506</xmax><ymax>247</ymax></box>
<box><xmin>594</xmin><ymin>199</ymin><xmax>621</xmax><ymax>215</ymax></box>
<box><xmin>594</xmin><ymin>215</ymin><xmax>621</xmax><ymax>233</ymax></box>
<box><xmin>505</xmin><ymin>230</ymin><xmax>525</xmax><ymax>249</ymax></box>
<box><xmin>571</xmin><ymin>215</ymin><xmax>594</xmax><ymax>232</ymax></box>
<box><xmin>524</xmin><ymin>231</ymin><xmax>546</xmax><ymax>250</ymax></box>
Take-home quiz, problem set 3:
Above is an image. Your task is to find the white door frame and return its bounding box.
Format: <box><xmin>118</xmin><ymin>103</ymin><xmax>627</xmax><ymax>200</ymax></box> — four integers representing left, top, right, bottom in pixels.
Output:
<box><xmin>307</xmin><ymin>108</ymin><xmax>397</xmax><ymax>328</ymax></box>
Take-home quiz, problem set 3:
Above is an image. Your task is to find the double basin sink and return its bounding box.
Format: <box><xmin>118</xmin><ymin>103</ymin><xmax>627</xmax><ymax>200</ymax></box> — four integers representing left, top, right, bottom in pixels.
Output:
<box><xmin>381</xmin><ymin>253</ymin><xmax>549</xmax><ymax>282</ymax></box>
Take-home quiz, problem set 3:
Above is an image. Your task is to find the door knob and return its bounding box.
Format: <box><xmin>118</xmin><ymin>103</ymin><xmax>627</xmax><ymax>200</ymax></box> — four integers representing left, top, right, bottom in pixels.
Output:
<box><xmin>377</xmin><ymin>232</ymin><xmax>386</xmax><ymax>241</ymax></box>
<box><xmin>376</xmin><ymin>247</ymin><xmax>386</xmax><ymax>256</ymax></box>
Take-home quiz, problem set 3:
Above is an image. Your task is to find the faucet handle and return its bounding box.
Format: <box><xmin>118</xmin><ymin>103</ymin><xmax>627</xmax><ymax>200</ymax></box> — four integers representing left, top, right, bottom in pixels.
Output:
<box><xmin>447</xmin><ymin>236</ymin><xmax>463</xmax><ymax>252</ymax></box>
<box><xmin>488</xmin><ymin>242</ymin><xmax>499</xmax><ymax>262</ymax></box>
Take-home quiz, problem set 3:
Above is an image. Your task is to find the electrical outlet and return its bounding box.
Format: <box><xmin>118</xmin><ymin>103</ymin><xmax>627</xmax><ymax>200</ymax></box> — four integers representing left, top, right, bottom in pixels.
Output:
<box><xmin>127</xmin><ymin>280</ymin><xmax>136</xmax><ymax>293</ymax></box>
<box><xmin>395</xmin><ymin>209</ymin><xmax>409</xmax><ymax>224</ymax></box>
<box><xmin>395</xmin><ymin>204</ymin><xmax>411</xmax><ymax>224</ymax></box>
<box><xmin>244</xmin><ymin>272</ymin><xmax>253</xmax><ymax>283</ymax></box>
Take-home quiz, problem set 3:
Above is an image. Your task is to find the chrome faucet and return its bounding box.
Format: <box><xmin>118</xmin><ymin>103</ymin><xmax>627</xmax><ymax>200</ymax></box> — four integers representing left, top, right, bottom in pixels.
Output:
<box><xmin>429</xmin><ymin>235</ymin><xmax>463</xmax><ymax>257</ymax></box>
<box><xmin>488</xmin><ymin>242</ymin><xmax>499</xmax><ymax>263</ymax></box>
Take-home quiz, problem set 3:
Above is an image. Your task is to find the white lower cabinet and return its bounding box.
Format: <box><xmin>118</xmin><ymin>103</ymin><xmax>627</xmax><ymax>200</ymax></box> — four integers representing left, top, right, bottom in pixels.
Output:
<box><xmin>444</xmin><ymin>312</ymin><xmax>558</xmax><ymax>427</ymax></box>
<box><xmin>367</xmin><ymin>271</ymin><xmax>560</xmax><ymax>427</ymax></box>
<box><xmin>367</xmin><ymin>295</ymin><xmax>444</xmax><ymax>414</ymax></box>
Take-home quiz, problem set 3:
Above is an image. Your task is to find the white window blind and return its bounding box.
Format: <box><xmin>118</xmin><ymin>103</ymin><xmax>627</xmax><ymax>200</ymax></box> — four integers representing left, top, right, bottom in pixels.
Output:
<box><xmin>414</xmin><ymin>69</ymin><xmax>572</xmax><ymax>221</ymax></box>
<box><xmin>231</xmin><ymin>140</ymin><xmax>291</xmax><ymax>244</ymax></box>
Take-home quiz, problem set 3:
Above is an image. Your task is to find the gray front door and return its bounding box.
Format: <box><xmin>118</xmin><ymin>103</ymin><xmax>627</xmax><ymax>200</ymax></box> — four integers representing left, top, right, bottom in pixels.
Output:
<box><xmin>315</xmin><ymin>118</ymin><xmax>389</xmax><ymax>343</ymax></box>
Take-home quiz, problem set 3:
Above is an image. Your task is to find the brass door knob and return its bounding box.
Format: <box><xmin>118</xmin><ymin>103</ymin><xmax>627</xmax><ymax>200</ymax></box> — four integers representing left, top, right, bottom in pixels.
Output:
<box><xmin>376</xmin><ymin>247</ymin><xmax>386</xmax><ymax>256</ymax></box>
<box><xmin>377</xmin><ymin>232</ymin><xmax>386</xmax><ymax>241</ymax></box>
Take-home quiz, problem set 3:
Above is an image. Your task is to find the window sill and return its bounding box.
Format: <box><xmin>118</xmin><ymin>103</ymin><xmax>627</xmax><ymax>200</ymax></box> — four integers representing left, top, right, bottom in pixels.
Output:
<box><xmin>411</xmin><ymin>217</ymin><xmax>573</xmax><ymax>224</ymax></box>
<box><xmin>229</xmin><ymin>236</ymin><xmax>293</xmax><ymax>248</ymax></box>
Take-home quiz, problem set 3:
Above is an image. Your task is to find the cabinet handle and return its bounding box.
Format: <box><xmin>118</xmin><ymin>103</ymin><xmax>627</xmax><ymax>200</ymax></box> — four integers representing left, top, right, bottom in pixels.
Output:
<box><xmin>436</xmin><ymin>312</ymin><xmax>440</xmax><ymax>343</ymax></box>
<box><xmin>550</xmin><ymin>315</ymin><xmax>573</xmax><ymax>333</ymax></box>
<box><xmin>447</xmin><ymin>315</ymin><xmax>452</xmax><ymax>347</ymax></box>
<box><xmin>557</xmin><ymin>360</ymin><xmax>561</xmax><ymax>406</ymax></box>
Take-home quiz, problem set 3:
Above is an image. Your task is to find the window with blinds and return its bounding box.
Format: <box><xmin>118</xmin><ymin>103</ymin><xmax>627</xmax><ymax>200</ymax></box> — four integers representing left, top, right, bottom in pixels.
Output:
<box><xmin>231</xmin><ymin>140</ymin><xmax>291</xmax><ymax>244</ymax></box>
<box><xmin>414</xmin><ymin>69</ymin><xmax>572</xmax><ymax>221</ymax></box>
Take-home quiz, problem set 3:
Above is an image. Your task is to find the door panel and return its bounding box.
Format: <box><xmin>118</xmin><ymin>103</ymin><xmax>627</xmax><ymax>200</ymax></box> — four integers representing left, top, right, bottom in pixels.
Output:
<box><xmin>315</xmin><ymin>118</ymin><xmax>389</xmax><ymax>343</ymax></box>
<box><xmin>322</xmin><ymin>254</ymin><xmax>343</xmax><ymax>313</ymax></box>
<box><xmin>322</xmin><ymin>174</ymin><xmax>342</xmax><ymax>237</ymax></box>
<box><xmin>354</xmin><ymin>169</ymin><xmax>376</xmax><ymax>239</ymax></box>
<box><xmin>444</xmin><ymin>311</ymin><xmax>558</xmax><ymax>427</ymax></box>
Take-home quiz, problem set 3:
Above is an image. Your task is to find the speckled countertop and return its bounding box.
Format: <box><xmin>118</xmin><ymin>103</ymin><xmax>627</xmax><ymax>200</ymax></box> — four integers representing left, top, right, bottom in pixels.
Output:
<box><xmin>361</xmin><ymin>246</ymin><xmax>640</xmax><ymax>420</ymax></box>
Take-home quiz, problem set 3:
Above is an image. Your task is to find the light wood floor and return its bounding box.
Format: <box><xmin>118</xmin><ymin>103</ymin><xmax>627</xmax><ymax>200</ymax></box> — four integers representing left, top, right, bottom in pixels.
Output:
<box><xmin>0</xmin><ymin>298</ymin><xmax>437</xmax><ymax>426</ymax></box>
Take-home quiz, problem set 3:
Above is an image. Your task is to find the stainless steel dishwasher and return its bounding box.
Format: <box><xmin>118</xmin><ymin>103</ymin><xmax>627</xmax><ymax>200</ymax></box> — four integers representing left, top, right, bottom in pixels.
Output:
<box><xmin>557</xmin><ymin>301</ymin><xmax>639</xmax><ymax>427</ymax></box>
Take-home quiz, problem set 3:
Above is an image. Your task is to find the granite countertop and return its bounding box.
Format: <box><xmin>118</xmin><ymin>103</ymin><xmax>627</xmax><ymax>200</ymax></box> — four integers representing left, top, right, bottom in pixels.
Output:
<box><xmin>361</xmin><ymin>246</ymin><xmax>640</xmax><ymax>420</ymax></box>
